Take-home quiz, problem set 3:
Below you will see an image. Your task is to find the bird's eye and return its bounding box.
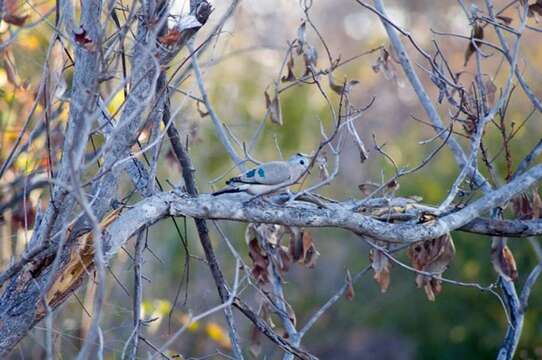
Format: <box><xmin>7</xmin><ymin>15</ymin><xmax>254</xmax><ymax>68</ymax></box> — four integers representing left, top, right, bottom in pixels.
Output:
<box><xmin>300</xmin><ymin>160</ymin><xmax>305</xmax><ymax>165</ymax></box>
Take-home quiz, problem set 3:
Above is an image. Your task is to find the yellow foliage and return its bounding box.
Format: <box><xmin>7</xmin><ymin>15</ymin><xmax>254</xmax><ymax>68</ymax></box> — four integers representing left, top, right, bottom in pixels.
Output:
<box><xmin>107</xmin><ymin>90</ymin><xmax>125</xmax><ymax>116</ymax></box>
<box><xmin>14</xmin><ymin>152</ymin><xmax>37</xmax><ymax>174</ymax></box>
<box><xmin>140</xmin><ymin>298</ymin><xmax>172</xmax><ymax>319</ymax></box>
<box><xmin>205</xmin><ymin>321</ymin><xmax>231</xmax><ymax>349</ymax></box>
<box><xmin>18</xmin><ymin>33</ymin><xmax>40</xmax><ymax>50</ymax></box>
<box><xmin>178</xmin><ymin>313</ymin><xmax>199</xmax><ymax>332</ymax></box>
<box><xmin>0</xmin><ymin>68</ymin><xmax>7</xmax><ymax>88</ymax></box>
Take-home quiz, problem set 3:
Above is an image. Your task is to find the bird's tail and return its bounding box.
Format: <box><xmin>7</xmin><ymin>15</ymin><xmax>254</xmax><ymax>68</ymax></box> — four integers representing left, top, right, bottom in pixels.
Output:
<box><xmin>212</xmin><ymin>187</ymin><xmax>242</xmax><ymax>196</ymax></box>
<box><xmin>225</xmin><ymin>177</ymin><xmax>241</xmax><ymax>185</ymax></box>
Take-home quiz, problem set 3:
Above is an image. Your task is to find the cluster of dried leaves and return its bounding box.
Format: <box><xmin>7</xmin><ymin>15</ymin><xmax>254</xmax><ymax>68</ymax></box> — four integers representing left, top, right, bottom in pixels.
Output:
<box><xmin>492</xmin><ymin>186</ymin><xmax>542</xmax><ymax>281</ymax></box>
<box><xmin>408</xmin><ymin>234</ymin><xmax>456</xmax><ymax>301</ymax></box>
<box><xmin>245</xmin><ymin>223</ymin><xmax>319</xmax><ymax>285</ymax></box>
<box><xmin>464</xmin><ymin>20</ymin><xmax>485</xmax><ymax>66</ymax></box>
<box><xmin>372</xmin><ymin>47</ymin><xmax>399</xmax><ymax>84</ymax></box>
<box><xmin>367</xmin><ymin>234</ymin><xmax>456</xmax><ymax>301</ymax></box>
<box><xmin>524</xmin><ymin>0</ymin><xmax>542</xmax><ymax>17</ymax></box>
<box><xmin>360</xmin><ymin>182</ymin><xmax>542</xmax><ymax>300</ymax></box>
<box><xmin>245</xmin><ymin>223</ymin><xmax>319</xmax><ymax>353</ymax></box>
<box><xmin>265</xmin><ymin>19</ymin><xmax>365</xmax><ymax>127</ymax></box>
<box><xmin>2</xmin><ymin>0</ymin><xmax>29</xmax><ymax>27</ymax></box>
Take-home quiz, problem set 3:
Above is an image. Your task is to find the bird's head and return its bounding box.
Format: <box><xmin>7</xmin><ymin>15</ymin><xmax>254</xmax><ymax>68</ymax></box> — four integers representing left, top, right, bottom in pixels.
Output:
<box><xmin>288</xmin><ymin>153</ymin><xmax>312</xmax><ymax>172</ymax></box>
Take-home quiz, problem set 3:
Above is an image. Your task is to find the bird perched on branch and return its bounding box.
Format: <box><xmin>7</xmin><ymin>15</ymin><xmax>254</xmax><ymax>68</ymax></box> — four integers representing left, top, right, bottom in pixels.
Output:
<box><xmin>212</xmin><ymin>153</ymin><xmax>312</xmax><ymax>196</ymax></box>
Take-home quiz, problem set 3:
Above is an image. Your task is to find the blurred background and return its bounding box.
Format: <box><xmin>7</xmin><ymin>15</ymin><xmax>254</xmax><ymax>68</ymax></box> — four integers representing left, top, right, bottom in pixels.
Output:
<box><xmin>1</xmin><ymin>0</ymin><xmax>542</xmax><ymax>358</ymax></box>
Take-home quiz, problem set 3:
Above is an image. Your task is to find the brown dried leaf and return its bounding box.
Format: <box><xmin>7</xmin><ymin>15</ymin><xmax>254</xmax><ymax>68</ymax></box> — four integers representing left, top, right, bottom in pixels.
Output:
<box><xmin>12</xmin><ymin>199</ymin><xmax>35</xmax><ymax>230</ymax></box>
<box><xmin>464</xmin><ymin>22</ymin><xmax>484</xmax><ymax>66</ymax></box>
<box><xmin>245</xmin><ymin>224</ymin><xmax>270</xmax><ymax>284</ymax></box>
<box><xmin>196</xmin><ymin>101</ymin><xmax>209</xmax><ymax>117</ymax></box>
<box><xmin>491</xmin><ymin>238</ymin><xmax>518</xmax><ymax>281</ymax></box>
<box><xmin>264</xmin><ymin>89</ymin><xmax>283</xmax><ymax>126</ymax></box>
<box><xmin>485</xmin><ymin>79</ymin><xmax>497</xmax><ymax>107</ymax></box>
<box><xmin>2</xmin><ymin>51</ymin><xmax>19</xmax><ymax>88</ymax></box>
<box><xmin>530</xmin><ymin>3</ymin><xmax>542</xmax><ymax>17</ymax></box>
<box><xmin>408</xmin><ymin>233</ymin><xmax>456</xmax><ymax>301</ymax></box>
<box><xmin>285</xmin><ymin>301</ymin><xmax>297</xmax><ymax>327</ymax></box>
<box><xmin>372</xmin><ymin>48</ymin><xmax>399</xmax><ymax>83</ymax></box>
<box><xmin>281</xmin><ymin>53</ymin><xmax>296</xmax><ymax>83</ymax></box>
<box><xmin>278</xmin><ymin>246</ymin><xmax>291</xmax><ymax>273</ymax></box>
<box><xmin>288</xmin><ymin>227</ymin><xmax>304</xmax><ymax>262</ymax></box>
<box><xmin>159</xmin><ymin>28</ymin><xmax>182</xmax><ymax>45</ymax></box>
<box><xmin>3</xmin><ymin>0</ymin><xmax>28</xmax><ymax>26</ymax></box>
<box><xmin>532</xmin><ymin>188</ymin><xmax>542</xmax><ymax>219</ymax></box>
<box><xmin>369</xmin><ymin>248</ymin><xmax>391</xmax><ymax>293</ymax></box>
<box><xmin>358</xmin><ymin>182</ymin><xmax>380</xmax><ymax>196</ymax></box>
<box><xmin>287</xmin><ymin>228</ymin><xmax>319</xmax><ymax>268</ymax></box>
<box><xmin>345</xmin><ymin>270</ymin><xmax>355</xmax><ymax>300</ymax></box>
<box><xmin>302</xmin><ymin>230</ymin><xmax>319</xmax><ymax>268</ymax></box>
<box><xmin>74</xmin><ymin>27</ymin><xmax>95</xmax><ymax>51</ymax></box>
<box><xmin>328</xmin><ymin>73</ymin><xmax>359</xmax><ymax>95</ymax></box>
<box><xmin>496</xmin><ymin>15</ymin><xmax>513</xmax><ymax>25</ymax></box>
<box><xmin>316</xmin><ymin>154</ymin><xmax>329</xmax><ymax>181</ymax></box>
<box><xmin>512</xmin><ymin>193</ymin><xmax>534</xmax><ymax>220</ymax></box>
<box><xmin>386</xmin><ymin>180</ymin><xmax>400</xmax><ymax>194</ymax></box>
<box><xmin>3</xmin><ymin>13</ymin><xmax>28</xmax><ymax>26</ymax></box>
<box><xmin>303</xmin><ymin>45</ymin><xmax>318</xmax><ymax>76</ymax></box>
<box><xmin>249</xmin><ymin>325</ymin><xmax>262</xmax><ymax>357</ymax></box>
<box><xmin>296</xmin><ymin>21</ymin><xmax>307</xmax><ymax>55</ymax></box>
<box><xmin>372</xmin><ymin>48</ymin><xmax>389</xmax><ymax>73</ymax></box>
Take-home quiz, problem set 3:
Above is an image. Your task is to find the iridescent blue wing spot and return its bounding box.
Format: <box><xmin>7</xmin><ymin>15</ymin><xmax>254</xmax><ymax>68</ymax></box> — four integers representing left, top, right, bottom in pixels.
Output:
<box><xmin>258</xmin><ymin>168</ymin><xmax>265</xmax><ymax>177</ymax></box>
<box><xmin>246</xmin><ymin>169</ymin><xmax>256</xmax><ymax>178</ymax></box>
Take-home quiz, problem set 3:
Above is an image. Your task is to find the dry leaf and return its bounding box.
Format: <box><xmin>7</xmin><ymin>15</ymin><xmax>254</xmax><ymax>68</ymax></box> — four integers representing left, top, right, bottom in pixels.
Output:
<box><xmin>3</xmin><ymin>0</ymin><xmax>28</xmax><ymax>26</ymax></box>
<box><xmin>245</xmin><ymin>224</ymin><xmax>271</xmax><ymax>284</ymax></box>
<box><xmin>491</xmin><ymin>238</ymin><xmax>518</xmax><ymax>281</ymax></box>
<box><xmin>303</xmin><ymin>44</ymin><xmax>318</xmax><ymax>76</ymax></box>
<box><xmin>328</xmin><ymin>73</ymin><xmax>359</xmax><ymax>95</ymax></box>
<box><xmin>264</xmin><ymin>89</ymin><xmax>283</xmax><ymax>126</ymax></box>
<box><xmin>196</xmin><ymin>101</ymin><xmax>209</xmax><ymax>117</ymax></box>
<box><xmin>496</xmin><ymin>15</ymin><xmax>513</xmax><ymax>24</ymax></box>
<box><xmin>12</xmin><ymin>199</ymin><xmax>35</xmax><ymax>230</ymax></box>
<box><xmin>464</xmin><ymin>22</ymin><xmax>484</xmax><ymax>66</ymax></box>
<box><xmin>372</xmin><ymin>48</ymin><xmax>398</xmax><ymax>82</ymax></box>
<box><xmin>296</xmin><ymin>21</ymin><xmax>307</xmax><ymax>55</ymax></box>
<box><xmin>358</xmin><ymin>182</ymin><xmax>379</xmax><ymax>196</ymax></box>
<box><xmin>281</xmin><ymin>53</ymin><xmax>296</xmax><ymax>83</ymax></box>
<box><xmin>532</xmin><ymin>188</ymin><xmax>542</xmax><ymax>219</ymax></box>
<box><xmin>288</xmin><ymin>226</ymin><xmax>304</xmax><ymax>262</ymax></box>
<box><xmin>278</xmin><ymin>246</ymin><xmax>291</xmax><ymax>273</ymax></box>
<box><xmin>529</xmin><ymin>3</ymin><xmax>542</xmax><ymax>17</ymax></box>
<box><xmin>485</xmin><ymin>79</ymin><xmax>497</xmax><ymax>107</ymax></box>
<box><xmin>74</xmin><ymin>27</ymin><xmax>95</xmax><ymax>51</ymax></box>
<box><xmin>2</xmin><ymin>50</ymin><xmax>20</xmax><ymax>88</ymax></box>
<box><xmin>288</xmin><ymin>228</ymin><xmax>319</xmax><ymax>268</ymax></box>
<box><xmin>159</xmin><ymin>28</ymin><xmax>182</xmax><ymax>45</ymax></box>
<box><xmin>285</xmin><ymin>301</ymin><xmax>297</xmax><ymax>327</ymax></box>
<box><xmin>3</xmin><ymin>13</ymin><xmax>28</xmax><ymax>26</ymax></box>
<box><xmin>302</xmin><ymin>230</ymin><xmax>320</xmax><ymax>268</ymax></box>
<box><xmin>49</xmin><ymin>41</ymin><xmax>67</xmax><ymax>100</ymax></box>
<box><xmin>249</xmin><ymin>325</ymin><xmax>262</xmax><ymax>357</ymax></box>
<box><xmin>408</xmin><ymin>234</ymin><xmax>456</xmax><ymax>301</ymax></box>
<box><xmin>369</xmin><ymin>248</ymin><xmax>391</xmax><ymax>293</ymax></box>
<box><xmin>316</xmin><ymin>154</ymin><xmax>330</xmax><ymax>181</ymax></box>
<box><xmin>512</xmin><ymin>192</ymin><xmax>535</xmax><ymax>219</ymax></box>
<box><xmin>345</xmin><ymin>270</ymin><xmax>355</xmax><ymax>300</ymax></box>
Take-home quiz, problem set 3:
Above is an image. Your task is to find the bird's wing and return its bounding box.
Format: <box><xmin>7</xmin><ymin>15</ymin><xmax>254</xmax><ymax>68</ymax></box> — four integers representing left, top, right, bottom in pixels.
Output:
<box><xmin>228</xmin><ymin>161</ymin><xmax>291</xmax><ymax>185</ymax></box>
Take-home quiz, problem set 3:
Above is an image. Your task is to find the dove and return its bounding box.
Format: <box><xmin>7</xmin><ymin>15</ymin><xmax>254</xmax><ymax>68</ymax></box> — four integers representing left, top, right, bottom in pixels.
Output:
<box><xmin>212</xmin><ymin>153</ymin><xmax>311</xmax><ymax>195</ymax></box>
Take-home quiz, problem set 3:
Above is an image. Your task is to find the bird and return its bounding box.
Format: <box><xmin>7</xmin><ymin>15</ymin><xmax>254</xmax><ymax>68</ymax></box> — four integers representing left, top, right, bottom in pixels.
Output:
<box><xmin>212</xmin><ymin>153</ymin><xmax>311</xmax><ymax>196</ymax></box>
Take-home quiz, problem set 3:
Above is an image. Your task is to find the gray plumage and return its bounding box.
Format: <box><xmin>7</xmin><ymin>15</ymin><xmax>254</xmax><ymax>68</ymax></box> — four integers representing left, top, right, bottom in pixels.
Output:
<box><xmin>213</xmin><ymin>153</ymin><xmax>311</xmax><ymax>195</ymax></box>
